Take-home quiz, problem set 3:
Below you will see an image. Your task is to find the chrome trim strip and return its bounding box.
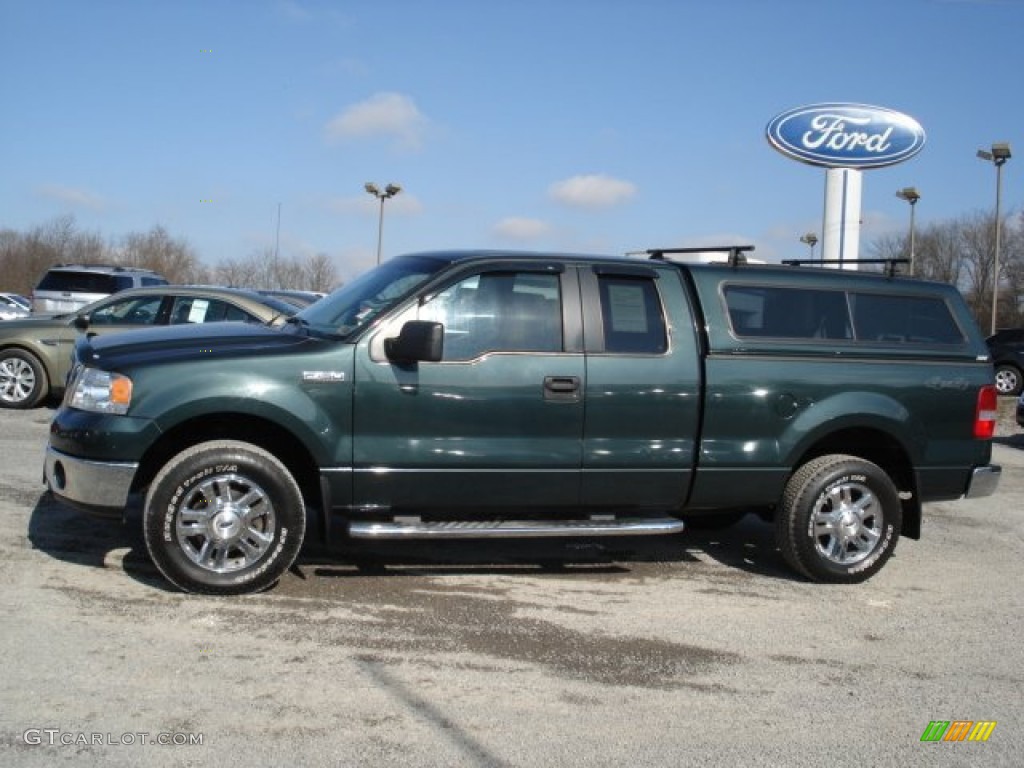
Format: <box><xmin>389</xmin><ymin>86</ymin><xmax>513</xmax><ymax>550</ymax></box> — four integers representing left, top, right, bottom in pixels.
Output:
<box><xmin>349</xmin><ymin>517</ymin><xmax>685</xmax><ymax>540</ymax></box>
<box><xmin>349</xmin><ymin>467</ymin><xmax>685</xmax><ymax>474</ymax></box>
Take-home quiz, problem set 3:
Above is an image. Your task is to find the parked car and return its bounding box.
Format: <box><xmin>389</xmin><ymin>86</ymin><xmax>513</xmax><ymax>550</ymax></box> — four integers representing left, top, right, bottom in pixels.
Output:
<box><xmin>0</xmin><ymin>293</ymin><xmax>31</xmax><ymax>320</ymax></box>
<box><xmin>256</xmin><ymin>289</ymin><xmax>326</xmax><ymax>308</ymax></box>
<box><xmin>986</xmin><ymin>328</ymin><xmax>1024</xmax><ymax>396</ymax></box>
<box><xmin>32</xmin><ymin>264</ymin><xmax>168</xmax><ymax>314</ymax></box>
<box><xmin>0</xmin><ymin>285</ymin><xmax>296</xmax><ymax>408</ymax></box>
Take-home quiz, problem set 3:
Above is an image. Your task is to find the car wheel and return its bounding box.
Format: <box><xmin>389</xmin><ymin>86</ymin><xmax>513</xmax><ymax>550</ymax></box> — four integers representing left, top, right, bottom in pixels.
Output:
<box><xmin>143</xmin><ymin>440</ymin><xmax>306</xmax><ymax>595</ymax></box>
<box><xmin>994</xmin><ymin>364</ymin><xmax>1022</xmax><ymax>396</ymax></box>
<box><xmin>0</xmin><ymin>349</ymin><xmax>48</xmax><ymax>409</ymax></box>
<box><xmin>775</xmin><ymin>454</ymin><xmax>901</xmax><ymax>583</ymax></box>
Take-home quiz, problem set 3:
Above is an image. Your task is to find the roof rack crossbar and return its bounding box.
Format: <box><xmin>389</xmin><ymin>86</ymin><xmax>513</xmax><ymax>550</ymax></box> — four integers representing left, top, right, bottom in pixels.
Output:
<box><xmin>647</xmin><ymin>245</ymin><xmax>755</xmax><ymax>267</ymax></box>
<box><xmin>781</xmin><ymin>257</ymin><xmax>910</xmax><ymax>277</ymax></box>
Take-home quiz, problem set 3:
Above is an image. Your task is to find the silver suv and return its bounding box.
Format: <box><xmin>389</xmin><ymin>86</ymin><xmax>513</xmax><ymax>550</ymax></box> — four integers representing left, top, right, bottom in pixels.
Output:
<box><xmin>32</xmin><ymin>265</ymin><xmax>168</xmax><ymax>313</ymax></box>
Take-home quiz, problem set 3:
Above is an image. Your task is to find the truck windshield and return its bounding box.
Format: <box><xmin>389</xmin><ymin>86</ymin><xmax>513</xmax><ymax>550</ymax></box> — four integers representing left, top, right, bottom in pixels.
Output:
<box><xmin>294</xmin><ymin>254</ymin><xmax>451</xmax><ymax>339</ymax></box>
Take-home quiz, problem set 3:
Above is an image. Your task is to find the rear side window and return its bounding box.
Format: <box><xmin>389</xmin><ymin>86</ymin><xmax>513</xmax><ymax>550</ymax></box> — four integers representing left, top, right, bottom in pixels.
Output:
<box><xmin>36</xmin><ymin>271</ymin><xmax>119</xmax><ymax>294</ymax></box>
<box><xmin>850</xmin><ymin>293</ymin><xmax>964</xmax><ymax>344</ymax></box>
<box><xmin>724</xmin><ymin>284</ymin><xmax>964</xmax><ymax>345</ymax></box>
<box><xmin>171</xmin><ymin>297</ymin><xmax>256</xmax><ymax>324</ymax></box>
<box><xmin>597</xmin><ymin>275</ymin><xmax>667</xmax><ymax>354</ymax></box>
<box><xmin>724</xmin><ymin>286</ymin><xmax>851</xmax><ymax>339</ymax></box>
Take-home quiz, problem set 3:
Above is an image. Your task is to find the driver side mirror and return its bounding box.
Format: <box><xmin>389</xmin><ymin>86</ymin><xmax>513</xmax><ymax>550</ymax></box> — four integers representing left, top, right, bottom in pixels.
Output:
<box><xmin>73</xmin><ymin>314</ymin><xmax>91</xmax><ymax>332</ymax></box>
<box><xmin>385</xmin><ymin>321</ymin><xmax>444</xmax><ymax>364</ymax></box>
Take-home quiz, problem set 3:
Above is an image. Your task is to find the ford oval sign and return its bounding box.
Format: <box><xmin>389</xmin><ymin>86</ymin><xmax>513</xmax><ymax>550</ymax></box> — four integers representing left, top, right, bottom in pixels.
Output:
<box><xmin>766</xmin><ymin>103</ymin><xmax>925</xmax><ymax>169</ymax></box>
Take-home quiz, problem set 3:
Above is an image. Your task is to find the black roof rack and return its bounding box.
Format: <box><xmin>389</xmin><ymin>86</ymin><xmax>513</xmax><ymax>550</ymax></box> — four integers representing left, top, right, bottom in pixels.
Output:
<box><xmin>647</xmin><ymin>245</ymin><xmax>755</xmax><ymax>267</ymax></box>
<box><xmin>781</xmin><ymin>257</ymin><xmax>909</xmax><ymax>278</ymax></box>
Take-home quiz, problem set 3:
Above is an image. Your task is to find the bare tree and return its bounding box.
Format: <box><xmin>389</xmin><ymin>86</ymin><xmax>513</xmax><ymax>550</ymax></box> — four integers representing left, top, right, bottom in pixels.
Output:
<box><xmin>870</xmin><ymin>209</ymin><xmax>1022</xmax><ymax>330</ymax></box>
<box><xmin>120</xmin><ymin>225</ymin><xmax>205</xmax><ymax>283</ymax></box>
<box><xmin>913</xmin><ymin>221</ymin><xmax>963</xmax><ymax>286</ymax></box>
<box><xmin>304</xmin><ymin>252</ymin><xmax>339</xmax><ymax>292</ymax></box>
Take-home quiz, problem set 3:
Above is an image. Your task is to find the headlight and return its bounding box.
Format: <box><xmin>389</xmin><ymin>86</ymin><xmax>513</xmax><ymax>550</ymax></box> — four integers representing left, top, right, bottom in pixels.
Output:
<box><xmin>67</xmin><ymin>367</ymin><xmax>133</xmax><ymax>415</ymax></box>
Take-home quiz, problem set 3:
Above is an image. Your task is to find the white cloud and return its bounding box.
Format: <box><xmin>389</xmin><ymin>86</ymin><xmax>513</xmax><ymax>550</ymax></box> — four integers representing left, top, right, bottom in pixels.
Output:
<box><xmin>493</xmin><ymin>217</ymin><xmax>551</xmax><ymax>241</ymax></box>
<box><xmin>35</xmin><ymin>184</ymin><xmax>107</xmax><ymax>212</ymax></box>
<box><xmin>325</xmin><ymin>92</ymin><xmax>428</xmax><ymax>151</ymax></box>
<box><xmin>549</xmin><ymin>174</ymin><xmax>636</xmax><ymax>209</ymax></box>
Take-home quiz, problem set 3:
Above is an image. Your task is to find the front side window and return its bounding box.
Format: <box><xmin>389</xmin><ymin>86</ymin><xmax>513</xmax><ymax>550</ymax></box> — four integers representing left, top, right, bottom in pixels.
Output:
<box><xmin>597</xmin><ymin>275</ymin><xmax>667</xmax><ymax>354</ymax></box>
<box><xmin>419</xmin><ymin>271</ymin><xmax>563</xmax><ymax>361</ymax></box>
<box><xmin>88</xmin><ymin>295</ymin><xmax>164</xmax><ymax>325</ymax></box>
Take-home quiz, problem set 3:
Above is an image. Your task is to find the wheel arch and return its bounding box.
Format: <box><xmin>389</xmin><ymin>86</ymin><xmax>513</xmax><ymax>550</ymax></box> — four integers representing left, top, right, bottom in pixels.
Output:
<box><xmin>0</xmin><ymin>342</ymin><xmax>56</xmax><ymax>387</ymax></box>
<box><xmin>789</xmin><ymin>426</ymin><xmax>921</xmax><ymax>539</ymax></box>
<box><xmin>131</xmin><ymin>413</ymin><xmax>324</xmax><ymax>538</ymax></box>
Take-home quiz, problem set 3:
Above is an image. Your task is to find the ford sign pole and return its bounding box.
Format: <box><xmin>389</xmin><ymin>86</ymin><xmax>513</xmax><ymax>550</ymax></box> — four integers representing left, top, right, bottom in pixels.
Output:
<box><xmin>767</xmin><ymin>104</ymin><xmax>926</xmax><ymax>269</ymax></box>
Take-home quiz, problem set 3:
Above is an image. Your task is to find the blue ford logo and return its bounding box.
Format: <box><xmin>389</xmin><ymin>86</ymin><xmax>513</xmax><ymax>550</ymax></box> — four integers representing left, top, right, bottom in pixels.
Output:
<box><xmin>766</xmin><ymin>103</ymin><xmax>926</xmax><ymax>169</ymax></box>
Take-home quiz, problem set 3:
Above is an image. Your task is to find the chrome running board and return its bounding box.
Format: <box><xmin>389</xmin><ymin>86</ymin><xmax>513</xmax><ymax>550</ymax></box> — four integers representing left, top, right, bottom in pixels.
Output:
<box><xmin>348</xmin><ymin>516</ymin><xmax>685</xmax><ymax>540</ymax></box>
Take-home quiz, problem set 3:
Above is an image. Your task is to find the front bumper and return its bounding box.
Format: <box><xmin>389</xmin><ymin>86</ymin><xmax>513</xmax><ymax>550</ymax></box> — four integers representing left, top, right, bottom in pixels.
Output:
<box><xmin>44</xmin><ymin>445</ymin><xmax>138</xmax><ymax>517</ymax></box>
<box><xmin>964</xmin><ymin>464</ymin><xmax>1001</xmax><ymax>499</ymax></box>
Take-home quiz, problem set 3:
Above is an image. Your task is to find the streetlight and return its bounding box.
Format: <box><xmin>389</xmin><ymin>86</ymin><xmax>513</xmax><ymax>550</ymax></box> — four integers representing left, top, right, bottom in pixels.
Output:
<box><xmin>364</xmin><ymin>182</ymin><xmax>402</xmax><ymax>265</ymax></box>
<box><xmin>976</xmin><ymin>143</ymin><xmax>1011</xmax><ymax>335</ymax></box>
<box><xmin>799</xmin><ymin>232</ymin><xmax>818</xmax><ymax>260</ymax></box>
<box><xmin>895</xmin><ymin>187</ymin><xmax>920</xmax><ymax>276</ymax></box>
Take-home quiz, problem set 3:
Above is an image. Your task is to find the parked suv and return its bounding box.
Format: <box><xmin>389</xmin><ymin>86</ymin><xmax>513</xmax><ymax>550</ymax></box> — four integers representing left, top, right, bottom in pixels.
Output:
<box><xmin>986</xmin><ymin>328</ymin><xmax>1024</xmax><ymax>396</ymax></box>
<box><xmin>32</xmin><ymin>265</ymin><xmax>168</xmax><ymax>313</ymax></box>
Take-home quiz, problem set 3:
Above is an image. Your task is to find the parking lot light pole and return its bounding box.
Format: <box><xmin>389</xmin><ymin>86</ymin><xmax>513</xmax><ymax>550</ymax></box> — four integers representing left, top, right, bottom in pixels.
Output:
<box><xmin>895</xmin><ymin>187</ymin><xmax>920</xmax><ymax>276</ymax></box>
<box><xmin>799</xmin><ymin>232</ymin><xmax>818</xmax><ymax>261</ymax></box>
<box><xmin>364</xmin><ymin>182</ymin><xmax>402</xmax><ymax>265</ymax></box>
<box><xmin>976</xmin><ymin>143</ymin><xmax>1011</xmax><ymax>335</ymax></box>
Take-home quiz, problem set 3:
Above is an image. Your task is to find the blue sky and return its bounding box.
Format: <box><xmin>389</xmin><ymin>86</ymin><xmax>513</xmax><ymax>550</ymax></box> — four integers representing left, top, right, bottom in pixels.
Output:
<box><xmin>2</xmin><ymin>0</ymin><xmax>1022</xmax><ymax>281</ymax></box>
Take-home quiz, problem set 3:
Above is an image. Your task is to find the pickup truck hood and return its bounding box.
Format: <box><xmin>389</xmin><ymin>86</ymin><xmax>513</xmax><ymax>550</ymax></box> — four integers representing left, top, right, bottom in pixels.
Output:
<box><xmin>77</xmin><ymin>322</ymin><xmax>319</xmax><ymax>369</ymax></box>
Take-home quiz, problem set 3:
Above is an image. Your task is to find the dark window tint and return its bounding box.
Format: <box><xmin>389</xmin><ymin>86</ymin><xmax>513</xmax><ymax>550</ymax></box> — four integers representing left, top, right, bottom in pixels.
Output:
<box><xmin>850</xmin><ymin>293</ymin><xmax>964</xmax><ymax>344</ymax></box>
<box><xmin>170</xmin><ymin>297</ymin><xmax>257</xmax><ymax>324</ymax></box>
<box><xmin>37</xmin><ymin>271</ymin><xmax>119</xmax><ymax>294</ymax></box>
<box><xmin>141</xmin><ymin>276</ymin><xmax>169</xmax><ymax>287</ymax></box>
<box><xmin>724</xmin><ymin>286</ymin><xmax>851</xmax><ymax>340</ymax></box>
<box><xmin>420</xmin><ymin>271</ymin><xmax>562</xmax><ymax>361</ymax></box>
<box><xmin>597</xmin><ymin>276</ymin><xmax>667</xmax><ymax>354</ymax></box>
<box><xmin>89</xmin><ymin>295</ymin><xmax>165</xmax><ymax>325</ymax></box>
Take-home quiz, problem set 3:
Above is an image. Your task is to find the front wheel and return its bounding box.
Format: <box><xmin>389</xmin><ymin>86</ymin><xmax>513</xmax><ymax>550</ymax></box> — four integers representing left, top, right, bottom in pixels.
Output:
<box><xmin>775</xmin><ymin>454</ymin><xmax>901</xmax><ymax>583</ymax></box>
<box><xmin>143</xmin><ymin>440</ymin><xmax>306</xmax><ymax>595</ymax></box>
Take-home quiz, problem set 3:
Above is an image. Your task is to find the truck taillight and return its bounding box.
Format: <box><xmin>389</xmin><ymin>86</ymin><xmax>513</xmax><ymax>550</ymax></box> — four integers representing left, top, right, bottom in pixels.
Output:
<box><xmin>974</xmin><ymin>385</ymin><xmax>998</xmax><ymax>439</ymax></box>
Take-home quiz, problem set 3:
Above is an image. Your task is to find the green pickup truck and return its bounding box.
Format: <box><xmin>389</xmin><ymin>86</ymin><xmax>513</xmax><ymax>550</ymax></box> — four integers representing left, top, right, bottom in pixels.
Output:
<box><xmin>43</xmin><ymin>249</ymin><xmax>1001</xmax><ymax>594</ymax></box>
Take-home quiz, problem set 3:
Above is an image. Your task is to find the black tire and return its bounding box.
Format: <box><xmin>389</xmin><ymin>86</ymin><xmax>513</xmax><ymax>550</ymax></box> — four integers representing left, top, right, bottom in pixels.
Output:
<box><xmin>994</xmin><ymin>364</ymin><xmax>1022</xmax><ymax>396</ymax></box>
<box><xmin>143</xmin><ymin>440</ymin><xmax>306</xmax><ymax>595</ymax></box>
<box><xmin>0</xmin><ymin>349</ymin><xmax>48</xmax><ymax>409</ymax></box>
<box><xmin>775</xmin><ymin>454</ymin><xmax>901</xmax><ymax>583</ymax></box>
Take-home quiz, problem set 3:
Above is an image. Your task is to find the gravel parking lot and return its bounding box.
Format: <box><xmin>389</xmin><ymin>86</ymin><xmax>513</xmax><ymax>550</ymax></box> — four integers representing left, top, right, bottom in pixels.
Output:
<box><xmin>1</xmin><ymin>403</ymin><xmax>1022</xmax><ymax>767</ymax></box>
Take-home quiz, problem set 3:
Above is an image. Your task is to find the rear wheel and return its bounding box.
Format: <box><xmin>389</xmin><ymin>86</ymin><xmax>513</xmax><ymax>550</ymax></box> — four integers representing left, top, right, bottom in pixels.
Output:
<box><xmin>775</xmin><ymin>454</ymin><xmax>901</xmax><ymax>583</ymax></box>
<box><xmin>143</xmin><ymin>440</ymin><xmax>305</xmax><ymax>595</ymax></box>
<box><xmin>994</xmin><ymin>364</ymin><xmax>1022</xmax><ymax>396</ymax></box>
<box><xmin>0</xmin><ymin>349</ymin><xmax>48</xmax><ymax>409</ymax></box>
